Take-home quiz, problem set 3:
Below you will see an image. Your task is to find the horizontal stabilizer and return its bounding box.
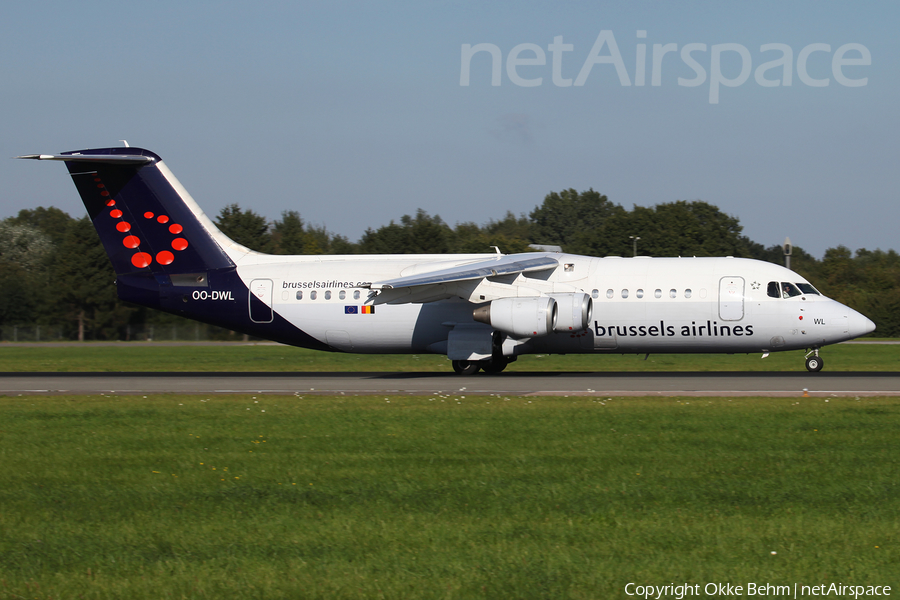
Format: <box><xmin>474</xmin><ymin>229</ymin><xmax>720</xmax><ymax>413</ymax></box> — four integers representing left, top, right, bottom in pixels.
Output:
<box><xmin>17</xmin><ymin>153</ymin><xmax>154</xmax><ymax>165</ymax></box>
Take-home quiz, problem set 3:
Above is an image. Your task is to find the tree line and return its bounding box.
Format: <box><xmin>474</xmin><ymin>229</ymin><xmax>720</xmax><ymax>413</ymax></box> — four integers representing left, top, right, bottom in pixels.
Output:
<box><xmin>1</xmin><ymin>190</ymin><xmax>897</xmax><ymax>339</ymax></box>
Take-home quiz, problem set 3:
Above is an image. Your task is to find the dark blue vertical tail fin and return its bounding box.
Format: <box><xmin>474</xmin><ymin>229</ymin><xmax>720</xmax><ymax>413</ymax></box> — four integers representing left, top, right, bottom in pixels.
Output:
<box><xmin>19</xmin><ymin>147</ymin><xmax>238</xmax><ymax>276</ymax></box>
<box><xmin>20</xmin><ymin>146</ymin><xmax>331</xmax><ymax>350</ymax></box>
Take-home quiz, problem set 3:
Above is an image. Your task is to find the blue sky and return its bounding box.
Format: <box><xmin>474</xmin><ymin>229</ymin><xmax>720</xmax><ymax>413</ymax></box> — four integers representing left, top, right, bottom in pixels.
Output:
<box><xmin>3</xmin><ymin>1</ymin><xmax>896</xmax><ymax>258</ymax></box>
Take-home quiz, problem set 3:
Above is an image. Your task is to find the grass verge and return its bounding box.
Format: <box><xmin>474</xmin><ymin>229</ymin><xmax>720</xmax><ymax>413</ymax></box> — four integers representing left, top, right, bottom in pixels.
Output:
<box><xmin>1</xmin><ymin>394</ymin><xmax>897</xmax><ymax>598</ymax></box>
<box><xmin>0</xmin><ymin>342</ymin><xmax>897</xmax><ymax>372</ymax></box>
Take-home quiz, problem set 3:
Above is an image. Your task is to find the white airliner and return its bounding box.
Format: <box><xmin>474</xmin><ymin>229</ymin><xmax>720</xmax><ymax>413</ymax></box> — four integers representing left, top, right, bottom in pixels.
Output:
<box><xmin>19</xmin><ymin>147</ymin><xmax>875</xmax><ymax>373</ymax></box>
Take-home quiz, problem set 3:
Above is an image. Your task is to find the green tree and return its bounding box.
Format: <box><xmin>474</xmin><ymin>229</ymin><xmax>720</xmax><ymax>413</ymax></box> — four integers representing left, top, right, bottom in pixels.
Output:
<box><xmin>820</xmin><ymin>246</ymin><xmax>857</xmax><ymax>292</ymax></box>
<box><xmin>215</xmin><ymin>204</ymin><xmax>273</xmax><ymax>253</ymax></box>
<box><xmin>0</xmin><ymin>259</ymin><xmax>37</xmax><ymax>326</ymax></box>
<box><xmin>270</xmin><ymin>211</ymin><xmax>356</xmax><ymax>255</ymax></box>
<box><xmin>305</xmin><ymin>224</ymin><xmax>356</xmax><ymax>255</ymax></box>
<box><xmin>529</xmin><ymin>188</ymin><xmax>621</xmax><ymax>253</ymax></box>
<box><xmin>636</xmin><ymin>200</ymin><xmax>749</xmax><ymax>257</ymax></box>
<box><xmin>51</xmin><ymin>217</ymin><xmax>136</xmax><ymax>340</ymax></box>
<box><xmin>0</xmin><ymin>219</ymin><xmax>59</xmax><ymax>327</ymax></box>
<box><xmin>484</xmin><ymin>211</ymin><xmax>533</xmax><ymax>242</ymax></box>
<box><xmin>745</xmin><ymin>241</ymin><xmax>821</xmax><ymax>284</ymax></box>
<box><xmin>359</xmin><ymin>222</ymin><xmax>405</xmax><ymax>254</ymax></box>
<box><xmin>575</xmin><ymin>200</ymin><xmax>751</xmax><ymax>258</ymax></box>
<box><xmin>358</xmin><ymin>209</ymin><xmax>453</xmax><ymax>254</ymax></box>
<box><xmin>326</xmin><ymin>233</ymin><xmax>356</xmax><ymax>254</ymax></box>
<box><xmin>0</xmin><ymin>222</ymin><xmax>53</xmax><ymax>271</ymax></box>
<box><xmin>819</xmin><ymin>247</ymin><xmax>900</xmax><ymax>336</ymax></box>
<box><xmin>272</xmin><ymin>210</ymin><xmax>308</xmax><ymax>255</ymax></box>
<box><xmin>452</xmin><ymin>213</ymin><xmax>532</xmax><ymax>254</ymax></box>
<box><xmin>9</xmin><ymin>206</ymin><xmax>72</xmax><ymax>247</ymax></box>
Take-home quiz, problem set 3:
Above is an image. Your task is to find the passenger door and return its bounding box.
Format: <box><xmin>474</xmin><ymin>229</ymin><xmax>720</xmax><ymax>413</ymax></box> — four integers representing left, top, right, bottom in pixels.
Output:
<box><xmin>249</xmin><ymin>279</ymin><xmax>274</xmax><ymax>323</ymax></box>
<box><xmin>719</xmin><ymin>276</ymin><xmax>744</xmax><ymax>321</ymax></box>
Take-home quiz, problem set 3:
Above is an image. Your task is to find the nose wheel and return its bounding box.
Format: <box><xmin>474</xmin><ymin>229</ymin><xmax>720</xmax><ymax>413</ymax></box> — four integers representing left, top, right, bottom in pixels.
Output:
<box><xmin>805</xmin><ymin>350</ymin><xmax>824</xmax><ymax>372</ymax></box>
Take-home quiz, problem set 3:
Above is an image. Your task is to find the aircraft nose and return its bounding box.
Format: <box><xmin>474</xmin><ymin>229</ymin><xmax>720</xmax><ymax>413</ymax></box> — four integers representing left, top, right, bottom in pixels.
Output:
<box><xmin>847</xmin><ymin>309</ymin><xmax>876</xmax><ymax>338</ymax></box>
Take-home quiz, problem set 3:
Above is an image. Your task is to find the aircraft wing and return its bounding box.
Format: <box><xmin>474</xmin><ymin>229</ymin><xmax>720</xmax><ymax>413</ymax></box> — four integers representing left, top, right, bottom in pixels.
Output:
<box><xmin>363</xmin><ymin>253</ymin><xmax>559</xmax><ymax>304</ymax></box>
<box><xmin>367</xmin><ymin>254</ymin><xmax>558</xmax><ymax>290</ymax></box>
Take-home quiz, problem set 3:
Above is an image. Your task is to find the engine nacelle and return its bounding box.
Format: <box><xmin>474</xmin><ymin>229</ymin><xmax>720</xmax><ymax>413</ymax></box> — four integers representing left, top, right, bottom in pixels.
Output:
<box><xmin>551</xmin><ymin>292</ymin><xmax>593</xmax><ymax>332</ymax></box>
<box><xmin>472</xmin><ymin>296</ymin><xmax>558</xmax><ymax>337</ymax></box>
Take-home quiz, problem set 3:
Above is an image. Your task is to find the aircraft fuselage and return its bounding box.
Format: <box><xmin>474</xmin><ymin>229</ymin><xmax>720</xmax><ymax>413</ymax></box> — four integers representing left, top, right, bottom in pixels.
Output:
<box><xmin>20</xmin><ymin>146</ymin><xmax>875</xmax><ymax>373</ymax></box>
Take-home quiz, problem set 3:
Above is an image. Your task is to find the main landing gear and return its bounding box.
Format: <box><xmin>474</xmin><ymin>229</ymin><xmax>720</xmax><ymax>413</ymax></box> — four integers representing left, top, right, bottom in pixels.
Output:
<box><xmin>451</xmin><ymin>331</ymin><xmax>516</xmax><ymax>375</ymax></box>
<box><xmin>451</xmin><ymin>360</ymin><xmax>481</xmax><ymax>376</ymax></box>
<box><xmin>805</xmin><ymin>349</ymin><xmax>824</xmax><ymax>372</ymax></box>
<box><xmin>451</xmin><ymin>357</ymin><xmax>513</xmax><ymax>375</ymax></box>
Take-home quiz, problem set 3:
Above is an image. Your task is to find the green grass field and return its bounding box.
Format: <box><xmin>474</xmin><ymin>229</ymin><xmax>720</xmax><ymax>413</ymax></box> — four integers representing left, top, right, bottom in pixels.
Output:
<box><xmin>0</xmin><ymin>341</ymin><xmax>897</xmax><ymax>372</ymax></box>
<box><xmin>1</xmin><ymin>394</ymin><xmax>897</xmax><ymax>599</ymax></box>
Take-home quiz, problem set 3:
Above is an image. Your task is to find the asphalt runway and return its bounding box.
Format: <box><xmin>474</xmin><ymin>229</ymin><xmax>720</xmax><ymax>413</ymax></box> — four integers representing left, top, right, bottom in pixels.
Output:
<box><xmin>3</xmin><ymin>371</ymin><xmax>900</xmax><ymax>397</ymax></box>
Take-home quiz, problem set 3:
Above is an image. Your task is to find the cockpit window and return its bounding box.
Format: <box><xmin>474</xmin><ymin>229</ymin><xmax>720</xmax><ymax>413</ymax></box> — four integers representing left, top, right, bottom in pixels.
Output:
<box><xmin>781</xmin><ymin>282</ymin><xmax>802</xmax><ymax>298</ymax></box>
<box><xmin>768</xmin><ymin>280</ymin><xmax>820</xmax><ymax>298</ymax></box>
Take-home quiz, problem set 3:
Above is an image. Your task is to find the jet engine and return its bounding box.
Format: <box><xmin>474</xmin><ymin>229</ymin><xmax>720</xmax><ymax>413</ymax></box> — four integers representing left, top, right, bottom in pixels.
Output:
<box><xmin>550</xmin><ymin>292</ymin><xmax>593</xmax><ymax>332</ymax></box>
<box><xmin>472</xmin><ymin>296</ymin><xmax>558</xmax><ymax>337</ymax></box>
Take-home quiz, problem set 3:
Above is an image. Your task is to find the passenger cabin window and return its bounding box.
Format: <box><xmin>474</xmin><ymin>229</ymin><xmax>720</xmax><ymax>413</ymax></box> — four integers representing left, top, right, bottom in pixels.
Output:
<box><xmin>621</xmin><ymin>289</ymin><xmax>629</xmax><ymax>299</ymax></box>
<box><xmin>353</xmin><ymin>290</ymin><xmax>361</xmax><ymax>300</ymax></box>
<box><xmin>310</xmin><ymin>291</ymin><xmax>317</xmax><ymax>300</ymax></box>
<box><xmin>339</xmin><ymin>290</ymin><xmax>346</xmax><ymax>300</ymax></box>
<box><xmin>324</xmin><ymin>290</ymin><xmax>332</xmax><ymax>300</ymax></box>
<box><xmin>296</xmin><ymin>291</ymin><xmax>303</xmax><ymax>300</ymax></box>
<box><xmin>669</xmin><ymin>289</ymin><xmax>677</xmax><ymax>298</ymax></box>
<box><xmin>636</xmin><ymin>289</ymin><xmax>644</xmax><ymax>298</ymax></box>
<box><xmin>685</xmin><ymin>289</ymin><xmax>692</xmax><ymax>298</ymax></box>
<box><xmin>654</xmin><ymin>289</ymin><xmax>662</xmax><ymax>298</ymax></box>
<box><xmin>606</xmin><ymin>289</ymin><xmax>614</xmax><ymax>299</ymax></box>
<box><xmin>591</xmin><ymin>289</ymin><xmax>599</xmax><ymax>299</ymax></box>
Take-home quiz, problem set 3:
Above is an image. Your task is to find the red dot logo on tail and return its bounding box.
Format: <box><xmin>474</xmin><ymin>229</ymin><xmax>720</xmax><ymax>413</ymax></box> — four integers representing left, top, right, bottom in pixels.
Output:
<box><xmin>131</xmin><ymin>252</ymin><xmax>152</xmax><ymax>268</ymax></box>
<box><xmin>97</xmin><ymin>176</ymin><xmax>190</xmax><ymax>268</ymax></box>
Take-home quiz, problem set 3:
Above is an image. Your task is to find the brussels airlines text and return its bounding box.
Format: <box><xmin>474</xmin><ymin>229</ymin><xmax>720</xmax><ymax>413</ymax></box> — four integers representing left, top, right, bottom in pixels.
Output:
<box><xmin>594</xmin><ymin>320</ymin><xmax>754</xmax><ymax>338</ymax></box>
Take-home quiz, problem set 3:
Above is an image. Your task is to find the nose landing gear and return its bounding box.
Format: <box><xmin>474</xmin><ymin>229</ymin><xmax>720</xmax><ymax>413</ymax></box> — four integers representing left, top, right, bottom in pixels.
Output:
<box><xmin>805</xmin><ymin>349</ymin><xmax>824</xmax><ymax>372</ymax></box>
